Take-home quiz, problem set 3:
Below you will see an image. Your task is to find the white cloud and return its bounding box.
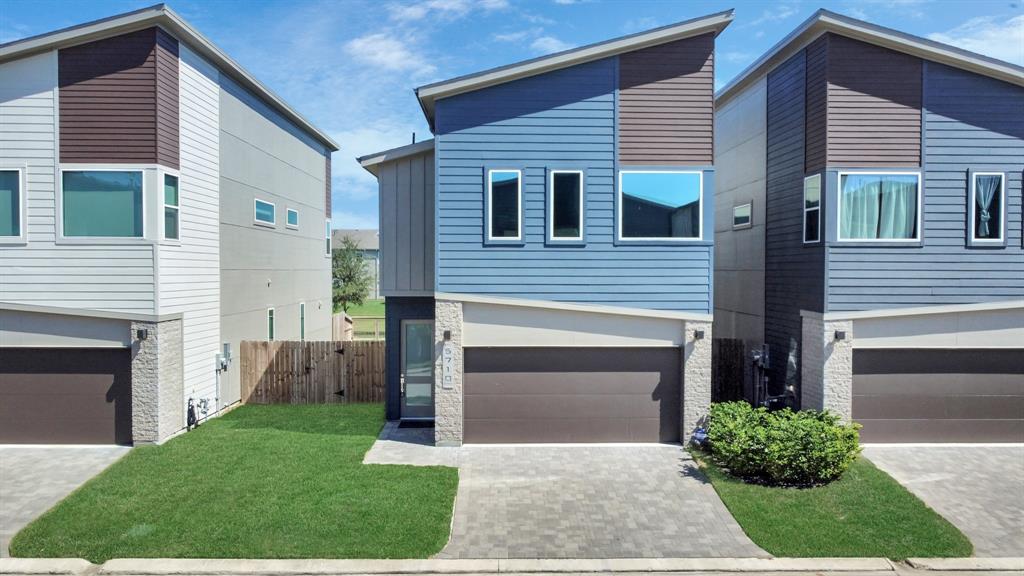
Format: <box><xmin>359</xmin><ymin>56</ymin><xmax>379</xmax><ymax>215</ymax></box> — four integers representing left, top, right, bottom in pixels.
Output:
<box><xmin>387</xmin><ymin>0</ymin><xmax>506</xmax><ymax>22</ymax></box>
<box><xmin>493</xmin><ymin>29</ymin><xmax>535</xmax><ymax>42</ymax></box>
<box><xmin>531</xmin><ymin>35</ymin><xmax>574</xmax><ymax>54</ymax></box>
<box><xmin>740</xmin><ymin>4</ymin><xmax>799</xmax><ymax>28</ymax></box>
<box><xmin>344</xmin><ymin>33</ymin><xmax>437</xmax><ymax>75</ymax></box>
<box><xmin>332</xmin><ymin>210</ymin><xmax>380</xmax><ymax>229</ymax></box>
<box><xmin>928</xmin><ymin>15</ymin><xmax>1024</xmax><ymax>65</ymax></box>
<box><xmin>479</xmin><ymin>0</ymin><xmax>510</xmax><ymax>9</ymax></box>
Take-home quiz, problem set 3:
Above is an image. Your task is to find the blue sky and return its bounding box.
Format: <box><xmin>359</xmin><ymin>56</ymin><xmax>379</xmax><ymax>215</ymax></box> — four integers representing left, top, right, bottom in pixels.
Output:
<box><xmin>2</xmin><ymin>0</ymin><xmax>1022</xmax><ymax>230</ymax></box>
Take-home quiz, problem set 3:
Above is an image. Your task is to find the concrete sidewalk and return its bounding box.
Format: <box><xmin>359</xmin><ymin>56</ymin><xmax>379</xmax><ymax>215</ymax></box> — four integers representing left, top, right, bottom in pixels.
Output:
<box><xmin>1</xmin><ymin>557</ymin><xmax>1022</xmax><ymax>575</ymax></box>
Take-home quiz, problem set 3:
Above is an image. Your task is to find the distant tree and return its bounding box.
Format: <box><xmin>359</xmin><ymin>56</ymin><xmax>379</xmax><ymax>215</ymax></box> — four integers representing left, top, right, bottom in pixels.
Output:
<box><xmin>332</xmin><ymin>236</ymin><xmax>372</xmax><ymax>312</ymax></box>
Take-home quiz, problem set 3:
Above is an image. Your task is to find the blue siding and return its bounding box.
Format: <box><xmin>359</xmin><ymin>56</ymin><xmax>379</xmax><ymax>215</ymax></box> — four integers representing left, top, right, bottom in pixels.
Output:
<box><xmin>385</xmin><ymin>297</ymin><xmax>434</xmax><ymax>421</ymax></box>
<box><xmin>826</xmin><ymin>63</ymin><xmax>1024</xmax><ymax>311</ymax></box>
<box><xmin>434</xmin><ymin>58</ymin><xmax>714</xmax><ymax>313</ymax></box>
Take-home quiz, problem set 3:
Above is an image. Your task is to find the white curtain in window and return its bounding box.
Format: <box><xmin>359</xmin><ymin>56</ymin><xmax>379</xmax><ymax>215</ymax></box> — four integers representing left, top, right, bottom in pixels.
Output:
<box><xmin>975</xmin><ymin>175</ymin><xmax>1000</xmax><ymax>237</ymax></box>
<box><xmin>879</xmin><ymin>177</ymin><xmax>917</xmax><ymax>239</ymax></box>
<box><xmin>840</xmin><ymin>175</ymin><xmax>881</xmax><ymax>239</ymax></box>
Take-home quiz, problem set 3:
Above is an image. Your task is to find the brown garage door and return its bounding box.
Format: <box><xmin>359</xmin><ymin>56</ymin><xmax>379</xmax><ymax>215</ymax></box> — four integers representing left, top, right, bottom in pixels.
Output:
<box><xmin>0</xmin><ymin>348</ymin><xmax>132</xmax><ymax>444</ymax></box>
<box><xmin>853</xmin><ymin>349</ymin><xmax>1024</xmax><ymax>443</ymax></box>
<box><xmin>464</xmin><ymin>347</ymin><xmax>680</xmax><ymax>443</ymax></box>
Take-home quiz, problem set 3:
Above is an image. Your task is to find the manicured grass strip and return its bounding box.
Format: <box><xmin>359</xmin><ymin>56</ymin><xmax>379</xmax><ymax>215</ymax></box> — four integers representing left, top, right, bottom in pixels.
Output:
<box><xmin>695</xmin><ymin>453</ymin><xmax>972</xmax><ymax>560</ymax></box>
<box><xmin>346</xmin><ymin>299</ymin><xmax>385</xmax><ymax>317</ymax></box>
<box><xmin>10</xmin><ymin>404</ymin><xmax>457</xmax><ymax>562</ymax></box>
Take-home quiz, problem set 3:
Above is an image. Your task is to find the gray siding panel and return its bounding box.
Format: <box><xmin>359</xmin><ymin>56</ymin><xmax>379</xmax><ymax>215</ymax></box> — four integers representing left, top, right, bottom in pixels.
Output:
<box><xmin>618</xmin><ymin>33</ymin><xmax>714</xmax><ymax>166</ymax></box>
<box><xmin>765</xmin><ymin>50</ymin><xmax>824</xmax><ymax>393</ymax></box>
<box><xmin>378</xmin><ymin>149</ymin><xmax>435</xmax><ymax>296</ymax></box>
<box><xmin>825</xmin><ymin>34</ymin><xmax>921</xmax><ymax>168</ymax></box>
<box><xmin>826</xmin><ymin>63</ymin><xmax>1024</xmax><ymax>311</ymax></box>
<box><xmin>804</xmin><ymin>35</ymin><xmax>828</xmax><ymax>174</ymax></box>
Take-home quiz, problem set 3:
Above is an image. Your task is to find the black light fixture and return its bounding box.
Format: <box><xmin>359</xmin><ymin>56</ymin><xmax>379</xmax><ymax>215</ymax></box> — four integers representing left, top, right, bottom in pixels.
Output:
<box><xmin>694</xmin><ymin>329</ymin><xmax>705</xmax><ymax>340</ymax></box>
<box><xmin>834</xmin><ymin>330</ymin><xmax>847</xmax><ymax>341</ymax></box>
<box><xmin>444</xmin><ymin>329</ymin><xmax>452</xmax><ymax>341</ymax></box>
<box><xmin>136</xmin><ymin>328</ymin><xmax>149</xmax><ymax>341</ymax></box>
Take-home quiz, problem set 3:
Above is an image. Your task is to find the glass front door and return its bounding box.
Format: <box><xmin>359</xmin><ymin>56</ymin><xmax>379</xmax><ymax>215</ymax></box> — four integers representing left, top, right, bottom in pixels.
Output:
<box><xmin>401</xmin><ymin>320</ymin><xmax>434</xmax><ymax>419</ymax></box>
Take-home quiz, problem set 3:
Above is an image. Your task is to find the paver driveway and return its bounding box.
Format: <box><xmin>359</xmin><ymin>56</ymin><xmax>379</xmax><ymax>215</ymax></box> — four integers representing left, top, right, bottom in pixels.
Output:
<box><xmin>436</xmin><ymin>444</ymin><xmax>767</xmax><ymax>559</ymax></box>
<box><xmin>0</xmin><ymin>446</ymin><xmax>129</xmax><ymax>556</ymax></box>
<box><xmin>864</xmin><ymin>445</ymin><xmax>1024</xmax><ymax>557</ymax></box>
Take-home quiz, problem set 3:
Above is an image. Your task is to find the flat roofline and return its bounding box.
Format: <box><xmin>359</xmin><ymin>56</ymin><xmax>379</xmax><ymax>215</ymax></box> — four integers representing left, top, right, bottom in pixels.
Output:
<box><xmin>716</xmin><ymin>9</ymin><xmax>1024</xmax><ymax>108</ymax></box>
<box><xmin>357</xmin><ymin>139</ymin><xmax>435</xmax><ymax>176</ymax></box>
<box><xmin>415</xmin><ymin>9</ymin><xmax>734</xmax><ymax>128</ymax></box>
<box><xmin>0</xmin><ymin>3</ymin><xmax>339</xmax><ymax>151</ymax></box>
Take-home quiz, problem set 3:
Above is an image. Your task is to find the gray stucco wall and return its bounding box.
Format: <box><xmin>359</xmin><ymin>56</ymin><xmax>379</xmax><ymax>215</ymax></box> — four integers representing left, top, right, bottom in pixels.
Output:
<box><xmin>218</xmin><ymin>77</ymin><xmax>332</xmax><ymax>405</ymax></box>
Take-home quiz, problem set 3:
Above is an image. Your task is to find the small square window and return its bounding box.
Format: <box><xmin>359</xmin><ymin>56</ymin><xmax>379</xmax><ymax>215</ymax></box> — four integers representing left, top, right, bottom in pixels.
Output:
<box><xmin>970</xmin><ymin>172</ymin><xmax>1004</xmax><ymax>244</ymax></box>
<box><xmin>287</xmin><ymin>208</ymin><xmax>299</xmax><ymax>228</ymax></box>
<box><xmin>803</xmin><ymin>175</ymin><xmax>821</xmax><ymax>243</ymax></box>
<box><xmin>254</xmin><ymin>199</ymin><xmax>275</xmax><ymax>226</ymax></box>
<box><xmin>733</xmin><ymin>203</ymin><xmax>752</xmax><ymax>229</ymax></box>
<box><xmin>164</xmin><ymin>174</ymin><xmax>179</xmax><ymax>240</ymax></box>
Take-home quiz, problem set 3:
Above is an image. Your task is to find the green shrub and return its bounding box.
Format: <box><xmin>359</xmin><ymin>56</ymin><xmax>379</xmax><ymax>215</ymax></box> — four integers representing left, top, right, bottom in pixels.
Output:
<box><xmin>705</xmin><ymin>401</ymin><xmax>860</xmax><ymax>486</ymax></box>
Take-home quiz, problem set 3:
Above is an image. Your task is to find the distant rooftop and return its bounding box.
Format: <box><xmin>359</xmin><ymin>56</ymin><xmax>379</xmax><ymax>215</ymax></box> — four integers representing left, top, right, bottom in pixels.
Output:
<box><xmin>332</xmin><ymin>229</ymin><xmax>379</xmax><ymax>251</ymax></box>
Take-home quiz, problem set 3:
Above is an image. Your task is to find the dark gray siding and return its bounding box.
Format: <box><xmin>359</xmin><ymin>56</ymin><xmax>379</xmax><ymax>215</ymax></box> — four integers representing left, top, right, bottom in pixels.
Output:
<box><xmin>618</xmin><ymin>33</ymin><xmax>714</xmax><ymax>166</ymax></box>
<box><xmin>379</xmin><ymin>149</ymin><xmax>435</xmax><ymax>296</ymax></box>
<box><xmin>825</xmin><ymin>34</ymin><xmax>921</xmax><ymax>168</ymax></box>
<box><xmin>765</xmin><ymin>50</ymin><xmax>824</xmax><ymax>393</ymax></box>
<box><xmin>826</xmin><ymin>63</ymin><xmax>1024</xmax><ymax>311</ymax></box>
<box><xmin>804</xmin><ymin>35</ymin><xmax>828</xmax><ymax>174</ymax></box>
<box><xmin>384</xmin><ymin>297</ymin><xmax>434</xmax><ymax>421</ymax></box>
<box><xmin>58</xmin><ymin>27</ymin><xmax>180</xmax><ymax>168</ymax></box>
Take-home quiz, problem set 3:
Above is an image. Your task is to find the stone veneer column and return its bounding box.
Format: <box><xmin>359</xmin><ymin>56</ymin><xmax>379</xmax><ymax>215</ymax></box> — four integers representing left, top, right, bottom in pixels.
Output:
<box><xmin>800</xmin><ymin>312</ymin><xmax>854</xmax><ymax>421</ymax></box>
<box><xmin>681</xmin><ymin>319</ymin><xmax>712</xmax><ymax>443</ymax></box>
<box><xmin>130</xmin><ymin>318</ymin><xmax>184</xmax><ymax>444</ymax></box>
<box><xmin>434</xmin><ymin>300</ymin><xmax>463</xmax><ymax>446</ymax></box>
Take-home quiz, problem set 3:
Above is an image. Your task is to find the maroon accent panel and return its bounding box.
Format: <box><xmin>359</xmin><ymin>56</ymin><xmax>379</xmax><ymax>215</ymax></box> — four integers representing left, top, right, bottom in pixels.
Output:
<box><xmin>59</xmin><ymin>27</ymin><xmax>180</xmax><ymax>168</ymax></box>
<box><xmin>825</xmin><ymin>34</ymin><xmax>922</xmax><ymax>168</ymax></box>
<box><xmin>618</xmin><ymin>33</ymin><xmax>714</xmax><ymax>166</ymax></box>
<box><xmin>804</xmin><ymin>35</ymin><xmax>828</xmax><ymax>173</ymax></box>
<box><xmin>0</xmin><ymin>348</ymin><xmax>133</xmax><ymax>445</ymax></box>
<box><xmin>325</xmin><ymin>153</ymin><xmax>332</xmax><ymax>215</ymax></box>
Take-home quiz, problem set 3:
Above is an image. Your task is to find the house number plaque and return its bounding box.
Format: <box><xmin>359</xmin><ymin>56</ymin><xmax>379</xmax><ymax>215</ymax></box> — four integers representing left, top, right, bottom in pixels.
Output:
<box><xmin>442</xmin><ymin>341</ymin><xmax>454</xmax><ymax>389</ymax></box>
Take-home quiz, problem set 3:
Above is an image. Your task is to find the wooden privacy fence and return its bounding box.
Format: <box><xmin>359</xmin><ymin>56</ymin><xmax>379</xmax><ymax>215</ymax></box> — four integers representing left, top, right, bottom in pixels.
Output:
<box><xmin>240</xmin><ymin>340</ymin><xmax>385</xmax><ymax>405</ymax></box>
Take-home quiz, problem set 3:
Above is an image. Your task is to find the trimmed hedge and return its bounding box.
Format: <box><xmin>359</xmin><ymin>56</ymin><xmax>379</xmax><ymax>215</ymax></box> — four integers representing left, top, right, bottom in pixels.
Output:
<box><xmin>705</xmin><ymin>401</ymin><xmax>861</xmax><ymax>486</ymax></box>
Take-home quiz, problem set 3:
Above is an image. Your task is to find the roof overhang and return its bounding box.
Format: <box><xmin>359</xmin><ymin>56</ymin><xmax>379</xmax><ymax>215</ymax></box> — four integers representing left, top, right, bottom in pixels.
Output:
<box><xmin>0</xmin><ymin>3</ymin><xmax>339</xmax><ymax>151</ymax></box>
<box><xmin>357</xmin><ymin>139</ymin><xmax>435</xmax><ymax>177</ymax></box>
<box><xmin>415</xmin><ymin>9</ymin><xmax>735</xmax><ymax>129</ymax></box>
<box><xmin>716</xmin><ymin>9</ymin><xmax>1024</xmax><ymax>108</ymax></box>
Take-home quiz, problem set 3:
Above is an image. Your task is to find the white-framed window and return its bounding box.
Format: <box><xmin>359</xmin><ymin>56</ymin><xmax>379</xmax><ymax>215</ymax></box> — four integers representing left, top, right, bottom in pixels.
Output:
<box><xmin>803</xmin><ymin>175</ymin><xmax>821</xmax><ymax>243</ymax></box>
<box><xmin>61</xmin><ymin>169</ymin><xmax>145</xmax><ymax>238</ymax></box>
<box><xmin>254</xmin><ymin>199</ymin><xmax>275</xmax><ymax>226</ymax></box>
<box><xmin>299</xmin><ymin>302</ymin><xmax>306</xmax><ymax>341</ymax></box>
<box><xmin>163</xmin><ymin>173</ymin><xmax>179</xmax><ymax>240</ymax></box>
<box><xmin>325</xmin><ymin>219</ymin><xmax>332</xmax><ymax>256</ymax></box>
<box><xmin>618</xmin><ymin>170</ymin><xmax>702</xmax><ymax>241</ymax></box>
<box><xmin>548</xmin><ymin>170</ymin><xmax>583</xmax><ymax>241</ymax></box>
<box><xmin>287</xmin><ymin>208</ymin><xmax>299</xmax><ymax>229</ymax></box>
<box><xmin>970</xmin><ymin>172</ymin><xmax>1005</xmax><ymax>244</ymax></box>
<box><xmin>838</xmin><ymin>172</ymin><xmax>921</xmax><ymax>241</ymax></box>
<box><xmin>733</xmin><ymin>203</ymin><xmax>752</xmax><ymax>229</ymax></box>
<box><xmin>267</xmin><ymin>308</ymin><xmax>275</xmax><ymax>341</ymax></box>
<box><xmin>487</xmin><ymin>169</ymin><xmax>522</xmax><ymax>241</ymax></box>
<box><xmin>0</xmin><ymin>167</ymin><xmax>25</xmax><ymax>241</ymax></box>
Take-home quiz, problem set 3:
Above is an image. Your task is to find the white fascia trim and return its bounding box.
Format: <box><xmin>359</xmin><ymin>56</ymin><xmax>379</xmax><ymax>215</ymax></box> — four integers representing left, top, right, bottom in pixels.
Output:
<box><xmin>821</xmin><ymin>300</ymin><xmax>1024</xmax><ymax>321</ymax></box>
<box><xmin>0</xmin><ymin>301</ymin><xmax>183</xmax><ymax>323</ymax></box>
<box><xmin>357</xmin><ymin>139</ymin><xmax>435</xmax><ymax>176</ymax></box>
<box><xmin>716</xmin><ymin>9</ymin><xmax>1024</xmax><ymax>108</ymax></box>
<box><xmin>0</xmin><ymin>5</ymin><xmax>338</xmax><ymax>151</ymax></box>
<box><xmin>416</xmin><ymin>10</ymin><xmax>734</xmax><ymax>122</ymax></box>
<box><xmin>436</xmin><ymin>292</ymin><xmax>713</xmax><ymax>322</ymax></box>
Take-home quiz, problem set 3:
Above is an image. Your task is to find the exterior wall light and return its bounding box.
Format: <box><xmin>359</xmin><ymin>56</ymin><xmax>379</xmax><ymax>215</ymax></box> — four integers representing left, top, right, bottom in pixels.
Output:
<box><xmin>834</xmin><ymin>330</ymin><xmax>847</xmax><ymax>341</ymax></box>
<box><xmin>694</xmin><ymin>330</ymin><xmax>705</xmax><ymax>340</ymax></box>
<box><xmin>136</xmin><ymin>328</ymin><xmax>149</xmax><ymax>341</ymax></box>
<box><xmin>444</xmin><ymin>329</ymin><xmax>452</xmax><ymax>341</ymax></box>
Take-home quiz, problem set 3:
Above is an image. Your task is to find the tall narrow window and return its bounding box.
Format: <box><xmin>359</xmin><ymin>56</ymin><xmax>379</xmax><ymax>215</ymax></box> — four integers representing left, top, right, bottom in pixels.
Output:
<box><xmin>0</xmin><ymin>170</ymin><xmax>21</xmax><ymax>238</ymax></box>
<box><xmin>618</xmin><ymin>171</ymin><xmax>702</xmax><ymax>240</ymax></box>
<box><xmin>254</xmin><ymin>199</ymin><xmax>275</xmax><ymax>225</ymax></box>
<box><xmin>267</xmin><ymin>308</ymin><xmax>275</xmax><ymax>341</ymax></box>
<box><xmin>164</xmin><ymin>174</ymin><xmax>179</xmax><ymax>240</ymax></box>
<box><xmin>63</xmin><ymin>171</ymin><xmax>143</xmax><ymax>237</ymax></box>
<box><xmin>838</xmin><ymin>173</ymin><xmax>920</xmax><ymax>241</ymax></box>
<box><xmin>299</xmin><ymin>302</ymin><xmax>306</xmax><ymax>341</ymax></box>
<box><xmin>549</xmin><ymin>170</ymin><xmax>583</xmax><ymax>241</ymax></box>
<box><xmin>803</xmin><ymin>175</ymin><xmax>821</xmax><ymax>243</ymax></box>
<box><xmin>487</xmin><ymin>169</ymin><xmax>521</xmax><ymax>240</ymax></box>
<box><xmin>325</xmin><ymin>219</ymin><xmax>332</xmax><ymax>256</ymax></box>
<box><xmin>971</xmin><ymin>173</ymin><xmax>1004</xmax><ymax>243</ymax></box>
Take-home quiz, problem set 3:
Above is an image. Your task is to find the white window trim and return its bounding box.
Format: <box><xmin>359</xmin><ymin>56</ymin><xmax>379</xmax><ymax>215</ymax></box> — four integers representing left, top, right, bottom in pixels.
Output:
<box><xmin>0</xmin><ymin>165</ymin><xmax>27</xmax><ymax>245</ymax></box>
<box><xmin>548</xmin><ymin>169</ymin><xmax>584</xmax><ymax>241</ymax></box>
<box><xmin>254</xmin><ymin>198</ymin><xmax>276</xmax><ymax>226</ymax></box>
<box><xmin>733</xmin><ymin>202</ymin><xmax>752</xmax><ymax>230</ymax></box>
<box><xmin>161</xmin><ymin>170</ymin><xmax>181</xmax><ymax>242</ymax></box>
<box><xmin>286</xmin><ymin>208</ymin><xmax>299</xmax><ymax>229</ymax></box>
<box><xmin>487</xmin><ymin>168</ymin><xmax>522</xmax><ymax>241</ymax></box>
<box><xmin>836</xmin><ymin>171</ymin><xmax>923</xmax><ymax>243</ymax></box>
<box><xmin>325</xmin><ymin>219</ymin><xmax>332</xmax><ymax>257</ymax></box>
<box><xmin>617</xmin><ymin>170</ymin><xmax>703</xmax><ymax>242</ymax></box>
<box><xmin>299</xmin><ymin>302</ymin><xmax>306</xmax><ymax>341</ymax></box>
<box><xmin>803</xmin><ymin>174</ymin><xmax>821</xmax><ymax>244</ymax></box>
<box><xmin>969</xmin><ymin>172</ymin><xmax>1005</xmax><ymax>243</ymax></box>
<box><xmin>267</xmin><ymin>307</ymin><xmax>275</xmax><ymax>341</ymax></box>
<box><xmin>59</xmin><ymin>167</ymin><xmax>147</xmax><ymax>241</ymax></box>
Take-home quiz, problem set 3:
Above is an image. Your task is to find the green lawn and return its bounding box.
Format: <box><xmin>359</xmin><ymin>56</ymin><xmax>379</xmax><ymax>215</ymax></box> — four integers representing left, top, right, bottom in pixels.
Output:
<box><xmin>345</xmin><ymin>299</ymin><xmax>385</xmax><ymax>317</ymax></box>
<box><xmin>10</xmin><ymin>404</ymin><xmax>457</xmax><ymax>562</ymax></box>
<box><xmin>695</xmin><ymin>453</ymin><xmax>972</xmax><ymax>559</ymax></box>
